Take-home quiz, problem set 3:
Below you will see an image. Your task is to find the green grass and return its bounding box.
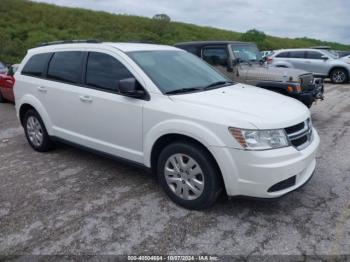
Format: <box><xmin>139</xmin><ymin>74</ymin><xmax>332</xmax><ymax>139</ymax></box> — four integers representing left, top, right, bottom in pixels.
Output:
<box><xmin>0</xmin><ymin>0</ymin><xmax>349</xmax><ymax>63</ymax></box>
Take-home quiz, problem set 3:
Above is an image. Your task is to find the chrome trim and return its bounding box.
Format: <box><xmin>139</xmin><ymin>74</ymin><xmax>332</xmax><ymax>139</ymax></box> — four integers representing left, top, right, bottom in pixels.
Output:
<box><xmin>285</xmin><ymin>119</ymin><xmax>312</xmax><ymax>151</ymax></box>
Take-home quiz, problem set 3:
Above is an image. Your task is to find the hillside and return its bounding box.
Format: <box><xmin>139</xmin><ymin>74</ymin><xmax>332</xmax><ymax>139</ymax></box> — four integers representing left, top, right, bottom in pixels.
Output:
<box><xmin>0</xmin><ymin>0</ymin><xmax>349</xmax><ymax>63</ymax></box>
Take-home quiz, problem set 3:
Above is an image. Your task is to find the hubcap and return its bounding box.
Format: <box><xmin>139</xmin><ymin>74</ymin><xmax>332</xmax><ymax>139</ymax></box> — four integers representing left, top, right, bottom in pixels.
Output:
<box><xmin>333</xmin><ymin>71</ymin><xmax>346</xmax><ymax>83</ymax></box>
<box><xmin>164</xmin><ymin>153</ymin><xmax>204</xmax><ymax>200</ymax></box>
<box><xmin>26</xmin><ymin>116</ymin><xmax>43</xmax><ymax>147</ymax></box>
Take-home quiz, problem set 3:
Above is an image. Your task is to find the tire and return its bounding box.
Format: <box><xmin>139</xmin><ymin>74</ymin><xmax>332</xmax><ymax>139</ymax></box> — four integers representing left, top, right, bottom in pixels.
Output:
<box><xmin>23</xmin><ymin>109</ymin><xmax>54</xmax><ymax>152</ymax></box>
<box><xmin>330</xmin><ymin>68</ymin><xmax>348</xmax><ymax>84</ymax></box>
<box><xmin>157</xmin><ymin>141</ymin><xmax>222</xmax><ymax>210</ymax></box>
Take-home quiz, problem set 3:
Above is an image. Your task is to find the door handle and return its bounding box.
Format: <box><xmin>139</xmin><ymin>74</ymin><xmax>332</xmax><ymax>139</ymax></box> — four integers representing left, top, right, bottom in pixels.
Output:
<box><xmin>79</xmin><ymin>95</ymin><xmax>93</xmax><ymax>103</ymax></box>
<box><xmin>37</xmin><ymin>86</ymin><xmax>47</xmax><ymax>93</ymax></box>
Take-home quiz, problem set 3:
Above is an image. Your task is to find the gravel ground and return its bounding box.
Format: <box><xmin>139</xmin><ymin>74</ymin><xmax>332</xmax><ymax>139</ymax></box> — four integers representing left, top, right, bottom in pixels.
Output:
<box><xmin>0</xmin><ymin>83</ymin><xmax>349</xmax><ymax>258</ymax></box>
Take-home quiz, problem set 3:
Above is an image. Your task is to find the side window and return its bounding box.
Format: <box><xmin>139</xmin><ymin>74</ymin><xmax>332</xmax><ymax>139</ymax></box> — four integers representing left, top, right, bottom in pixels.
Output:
<box><xmin>85</xmin><ymin>52</ymin><xmax>134</xmax><ymax>92</ymax></box>
<box><xmin>306</xmin><ymin>51</ymin><xmax>323</xmax><ymax>59</ymax></box>
<box><xmin>202</xmin><ymin>47</ymin><xmax>229</xmax><ymax>66</ymax></box>
<box><xmin>181</xmin><ymin>46</ymin><xmax>198</xmax><ymax>55</ymax></box>
<box><xmin>22</xmin><ymin>53</ymin><xmax>52</xmax><ymax>77</ymax></box>
<box><xmin>276</xmin><ymin>52</ymin><xmax>290</xmax><ymax>58</ymax></box>
<box><xmin>47</xmin><ymin>51</ymin><xmax>84</xmax><ymax>84</ymax></box>
<box><xmin>289</xmin><ymin>51</ymin><xmax>306</xmax><ymax>59</ymax></box>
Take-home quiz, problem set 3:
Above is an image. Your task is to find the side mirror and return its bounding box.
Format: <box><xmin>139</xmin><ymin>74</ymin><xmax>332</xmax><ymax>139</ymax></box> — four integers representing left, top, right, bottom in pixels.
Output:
<box><xmin>118</xmin><ymin>78</ymin><xmax>146</xmax><ymax>99</ymax></box>
<box><xmin>321</xmin><ymin>55</ymin><xmax>329</xmax><ymax>60</ymax></box>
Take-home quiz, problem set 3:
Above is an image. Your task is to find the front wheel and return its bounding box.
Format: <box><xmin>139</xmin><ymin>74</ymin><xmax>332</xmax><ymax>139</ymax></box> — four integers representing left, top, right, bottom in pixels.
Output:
<box><xmin>330</xmin><ymin>68</ymin><xmax>348</xmax><ymax>84</ymax></box>
<box><xmin>157</xmin><ymin>141</ymin><xmax>222</xmax><ymax>210</ymax></box>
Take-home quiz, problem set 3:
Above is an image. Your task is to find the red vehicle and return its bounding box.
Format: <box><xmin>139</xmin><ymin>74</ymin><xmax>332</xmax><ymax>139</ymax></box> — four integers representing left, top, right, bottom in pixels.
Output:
<box><xmin>0</xmin><ymin>64</ymin><xmax>18</xmax><ymax>103</ymax></box>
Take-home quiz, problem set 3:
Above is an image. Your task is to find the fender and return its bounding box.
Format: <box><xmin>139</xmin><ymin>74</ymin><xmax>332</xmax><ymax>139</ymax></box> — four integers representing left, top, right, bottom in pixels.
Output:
<box><xmin>143</xmin><ymin>119</ymin><xmax>228</xmax><ymax>167</ymax></box>
<box><xmin>143</xmin><ymin>119</ymin><xmax>241</xmax><ymax>196</ymax></box>
<box><xmin>17</xmin><ymin>94</ymin><xmax>54</xmax><ymax>135</ymax></box>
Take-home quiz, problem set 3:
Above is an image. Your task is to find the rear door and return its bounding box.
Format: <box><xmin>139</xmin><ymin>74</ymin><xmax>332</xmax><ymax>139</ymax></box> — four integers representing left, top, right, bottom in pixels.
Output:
<box><xmin>43</xmin><ymin>51</ymin><xmax>86</xmax><ymax>140</ymax></box>
<box><xmin>288</xmin><ymin>50</ymin><xmax>307</xmax><ymax>70</ymax></box>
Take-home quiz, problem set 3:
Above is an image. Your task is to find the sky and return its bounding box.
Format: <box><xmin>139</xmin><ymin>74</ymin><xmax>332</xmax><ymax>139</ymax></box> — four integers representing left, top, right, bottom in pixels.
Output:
<box><xmin>31</xmin><ymin>0</ymin><xmax>350</xmax><ymax>44</ymax></box>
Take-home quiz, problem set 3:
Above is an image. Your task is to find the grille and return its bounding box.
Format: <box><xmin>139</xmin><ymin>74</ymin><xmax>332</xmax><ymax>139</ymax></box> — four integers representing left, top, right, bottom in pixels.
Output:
<box><xmin>285</xmin><ymin>119</ymin><xmax>313</xmax><ymax>150</ymax></box>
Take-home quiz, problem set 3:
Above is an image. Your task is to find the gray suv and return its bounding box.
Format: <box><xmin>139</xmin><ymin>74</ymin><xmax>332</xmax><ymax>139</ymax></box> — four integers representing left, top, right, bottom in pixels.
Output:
<box><xmin>175</xmin><ymin>41</ymin><xmax>324</xmax><ymax>108</ymax></box>
<box><xmin>269</xmin><ymin>48</ymin><xmax>350</xmax><ymax>84</ymax></box>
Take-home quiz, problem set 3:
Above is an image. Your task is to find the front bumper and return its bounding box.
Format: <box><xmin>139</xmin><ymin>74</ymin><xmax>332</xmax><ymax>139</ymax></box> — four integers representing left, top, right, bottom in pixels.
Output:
<box><xmin>297</xmin><ymin>78</ymin><xmax>324</xmax><ymax>106</ymax></box>
<box><xmin>210</xmin><ymin>128</ymin><xmax>320</xmax><ymax>198</ymax></box>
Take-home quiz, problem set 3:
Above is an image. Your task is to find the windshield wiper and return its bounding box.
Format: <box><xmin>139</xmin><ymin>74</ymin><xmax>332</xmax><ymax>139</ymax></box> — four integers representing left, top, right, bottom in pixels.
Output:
<box><xmin>165</xmin><ymin>87</ymin><xmax>202</xmax><ymax>95</ymax></box>
<box><xmin>204</xmin><ymin>81</ymin><xmax>235</xmax><ymax>90</ymax></box>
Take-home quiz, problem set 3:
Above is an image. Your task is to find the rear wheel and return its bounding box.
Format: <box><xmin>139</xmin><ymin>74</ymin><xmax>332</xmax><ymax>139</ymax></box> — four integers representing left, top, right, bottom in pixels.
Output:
<box><xmin>157</xmin><ymin>141</ymin><xmax>222</xmax><ymax>210</ymax></box>
<box><xmin>330</xmin><ymin>68</ymin><xmax>348</xmax><ymax>84</ymax></box>
<box><xmin>23</xmin><ymin>109</ymin><xmax>54</xmax><ymax>152</ymax></box>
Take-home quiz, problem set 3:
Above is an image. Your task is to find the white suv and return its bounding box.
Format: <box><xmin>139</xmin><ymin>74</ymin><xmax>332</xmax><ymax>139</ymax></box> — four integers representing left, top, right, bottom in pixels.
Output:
<box><xmin>14</xmin><ymin>41</ymin><xmax>320</xmax><ymax>209</ymax></box>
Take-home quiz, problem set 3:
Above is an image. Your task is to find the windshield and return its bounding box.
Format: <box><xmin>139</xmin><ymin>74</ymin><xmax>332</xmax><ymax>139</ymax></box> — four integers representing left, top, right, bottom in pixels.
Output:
<box><xmin>127</xmin><ymin>50</ymin><xmax>231</xmax><ymax>94</ymax></box>
<box><xmin>322</xmin><ymin>50</ymin><xmax>338</xmax><ymax>59</ymax></box>
<box><xmin>231</xmin><ymin>44</ymin><xmax>263</xmax><ymax>62</ymax></box>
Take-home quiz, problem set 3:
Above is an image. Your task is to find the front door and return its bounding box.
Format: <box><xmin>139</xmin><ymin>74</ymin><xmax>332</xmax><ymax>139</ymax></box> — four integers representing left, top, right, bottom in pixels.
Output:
<box><xmin>74</xmin><ymin>51</ymin><xmax>144</xmax><ymax>163</ymax></box>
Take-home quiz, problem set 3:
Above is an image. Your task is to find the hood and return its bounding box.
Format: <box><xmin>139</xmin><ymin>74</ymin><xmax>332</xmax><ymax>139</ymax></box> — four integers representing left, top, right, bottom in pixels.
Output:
<box><xmin>247</xmin><ymin>64</ymin><xmax>309</xmax><ymax>82</ymax></box>
<box><xmin>170</xmin><ymin>83</ymin><xmax>310</xmax><ymax>129</ymax></box>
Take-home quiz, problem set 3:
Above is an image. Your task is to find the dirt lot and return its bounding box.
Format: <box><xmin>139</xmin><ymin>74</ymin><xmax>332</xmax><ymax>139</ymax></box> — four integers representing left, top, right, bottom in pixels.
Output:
<box><xmin>0</xmin><ymin>82</ymin><xmax>349</xmax><ymax>257</ymax></box>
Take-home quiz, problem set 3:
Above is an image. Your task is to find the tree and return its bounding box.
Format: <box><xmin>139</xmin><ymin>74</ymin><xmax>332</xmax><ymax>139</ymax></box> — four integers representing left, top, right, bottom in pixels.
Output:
<box><xmin>152</xmin><ymin>14</ymin><xmax>171</xmax><ymax>22</ymax></box>
<box><xmin>152</xmin><ymin>14</ymin><xmax>171</xmax><ymax>37</ymax></box>
<box><xmin>241</xmin><ymin>29</ymin><xmax>266</xmax><ymax>44</ymax></box>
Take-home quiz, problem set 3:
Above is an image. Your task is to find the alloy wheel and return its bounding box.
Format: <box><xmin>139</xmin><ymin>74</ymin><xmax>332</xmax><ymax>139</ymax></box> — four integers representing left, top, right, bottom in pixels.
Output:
<box><xmin>164</xmin><ymin>153</ymin><xmax>205</xmax><ymax>200</ymax></box>
<box><xmin>26</xmin><ymin>116</ymin><xmax>44</xmax><ymax>147</ymax></box>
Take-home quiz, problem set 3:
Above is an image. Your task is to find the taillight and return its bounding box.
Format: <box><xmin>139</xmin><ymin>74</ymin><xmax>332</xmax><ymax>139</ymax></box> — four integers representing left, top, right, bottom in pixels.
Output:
<box><xmin>266</xmin><ymin>57</ymin><xmax>273</xmax><ymax>64</ymax></box>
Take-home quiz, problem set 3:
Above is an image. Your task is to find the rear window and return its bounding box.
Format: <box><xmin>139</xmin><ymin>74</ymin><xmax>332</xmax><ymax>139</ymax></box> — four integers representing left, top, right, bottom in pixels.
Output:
<box><xmin>276</xmin><ymin>52</ymin><xmax>289</xmax><ymax>58</ymax></box>
<box><xmin>22</xmin><ymin>53</ymin><xmax>52</xmax><ymax>77</ymax></box>
<box><xmin>289</xmin><ymin>51</ymin><xmax>305</xmax><ymax>59</ymax></box>
<box><xmin>47</xmin><ymin>51</ymin><xmax>84</xmax><ymax>84</ymax></box>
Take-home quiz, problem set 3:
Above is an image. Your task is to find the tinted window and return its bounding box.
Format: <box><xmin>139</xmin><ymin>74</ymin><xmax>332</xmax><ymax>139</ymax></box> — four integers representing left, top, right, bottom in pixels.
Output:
<box><xmin>276</xmin><ymin>52</ymin><xmax>289</xmax><ymax>58</ymax></box>
<box><xmin>47</xmin><ymin>51</ymin><xmax>84</xmax><ymax>84</ymax></box>
<box><xmin>202</xmin><ymin>47</ymin><xmax>228</xmax><ymax>66</ymax></box>
<box><xmin>180</xmin><ymin>46</ymin><xmax>198</xmax><ymax>55</ymax></box>
<box><xmin>306</xmin><ymin>51</ymin><xmax>323</xmax><ymax>59</ymax></box>
<box><xmin>22</xmin><ymin>53</ymin><xmax>52</xmax><ymax>77</ymax></box>
<box><xmin>289</xmin><ymin>51</ymin><xmax>305</xmax><ymax>59</ymax></box>
<box><xmin>86</xmin><ymin>52</ymin><xmax>134</xmax><ymax>92</ymax></box>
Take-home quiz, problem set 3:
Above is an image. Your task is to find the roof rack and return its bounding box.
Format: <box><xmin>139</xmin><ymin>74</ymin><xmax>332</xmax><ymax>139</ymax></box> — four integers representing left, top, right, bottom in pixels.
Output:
<box><xmin>37</xmin><ymin>39</ymin><xmax>102</xmax><ymax>47</ymax></box>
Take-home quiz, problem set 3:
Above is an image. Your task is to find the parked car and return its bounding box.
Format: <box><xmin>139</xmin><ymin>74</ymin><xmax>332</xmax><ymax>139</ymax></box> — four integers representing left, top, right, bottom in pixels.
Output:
<box><xmin>269</xmin><ymin>48</ymin><xmax>350</xmax><ymax>84</ymax></box>
<box><xmin>261</xmin><ymin>50</ymin><xmax>273</xmax><ymax>58</ymax></box>
<box><xmin>175</xmin><ymin>41</ymin><xmax>324</xmax><ymax>108</ymax></box>
<box><xmin>0</xmin><ymin>64</ymin><xmax>18</xmax><ymax>103</ymax></box>
<box><xmin>0</xmin><ymin>61</ymin><xmax>8</xmax><ymax>75</ymax></box>
<box><xmin>14</xmin><ymin>41</ymin><xmax>319</xmax><ymax>209</ymax></box>
<box><xmin>340</xmin><ymin>54</ymin><xmax>350</xmax><ymax>64</ymax></box>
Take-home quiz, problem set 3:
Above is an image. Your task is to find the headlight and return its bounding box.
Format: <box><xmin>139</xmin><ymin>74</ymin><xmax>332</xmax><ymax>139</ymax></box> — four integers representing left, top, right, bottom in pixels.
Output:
<box><xmin>229</xmin><ymin>127</ymin><xmax>289</xmax><ymax>150</ymax></box>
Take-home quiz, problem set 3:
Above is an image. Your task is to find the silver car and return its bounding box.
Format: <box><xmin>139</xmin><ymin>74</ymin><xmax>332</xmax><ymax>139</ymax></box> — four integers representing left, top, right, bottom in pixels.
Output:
<box><xmin>269</xmin><ymin>48</ymin><xmax>350</xmax><ymax>84</ymax></box>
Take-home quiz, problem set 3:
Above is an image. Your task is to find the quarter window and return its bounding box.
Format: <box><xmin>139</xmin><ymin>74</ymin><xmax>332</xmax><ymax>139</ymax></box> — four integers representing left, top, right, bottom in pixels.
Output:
<box><xmin>47</xmin><ymin>51</ymin><xmax>84</xmax><ymax>84</ymax></box>
<box><xmin>22</xmin><ymin>53</ymin><xmax>52</xmax><ymax>77</ymax></box>
<box><xmin>202</xmin><ymin>47</ymin><xmax>229</xmax><ymax>66</ymax></box>
<box><xmin>85</xmin><ymin>52</ymin><xmax>134</xmax><ymax>92</ymax></box>
<box><xmin>276</xmin><ymin>52</ymin><xmax>290</xmax><ymax>58</ymax></box>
